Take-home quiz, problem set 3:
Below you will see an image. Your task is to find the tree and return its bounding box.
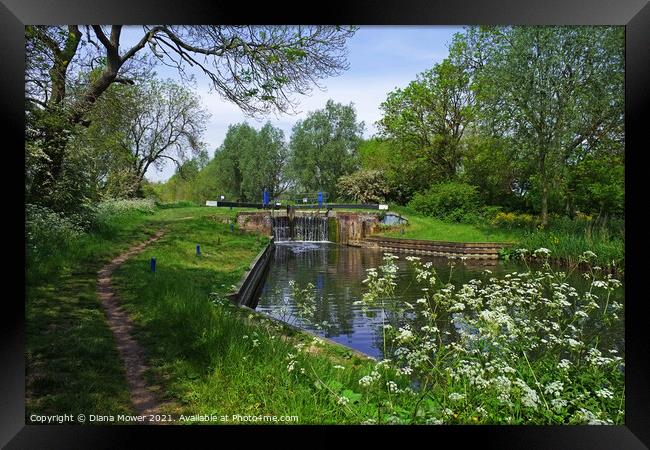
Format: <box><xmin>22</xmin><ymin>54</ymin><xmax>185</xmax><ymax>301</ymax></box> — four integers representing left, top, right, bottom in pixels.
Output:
<box><xmin>240</xmin><ymin>122</ymin><xmax>290</xmax><ymax>200</ymax></box>
<box><xmin>454</xmin><ymin>26</ymin><xmax>624</xmax><ymax>226</ymax></box>
<box><xmin>378</xmin><ymin>58</ymin><xmax>474</xmax><ymax>191</ymax></box>
<box><xmin>570</xmin><ymin>152</ymin><xmax>624</xmax><ymax>225</ymax></box>
<box><xmin>27</xmin><ymin>25</ymin><xmax>358</xmax><ymax>121</ymax></box>
<box><xmin>462</xmin><ymin>135</ymin><xmax>524</xmax><ymax>208</ymax></box>
<box><xmin>25</xmin><ymin>25</ymin><xmax>358</xmax><ymax>211</ymax></box>
<box><xmin>288</xmin><ymin>100</ymin><xmax>364</xmax><ymax>198</ymax></box>
<box><xmin>212</xmin><ymin>123</ymin><xmax>258</xmax><ymax>201</ymax></box>
<box><xmin>94</xmin><ymin>79</ymin><xmax>209</xmax><ymax>196</ymax></box>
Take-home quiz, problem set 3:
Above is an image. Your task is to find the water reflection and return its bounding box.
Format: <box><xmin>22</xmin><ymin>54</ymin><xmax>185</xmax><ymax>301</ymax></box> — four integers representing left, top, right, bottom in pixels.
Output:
<box><xmin>254</xmin><ymin>242</ymin><xmax>624</xmax><ymax>359</ymax></box>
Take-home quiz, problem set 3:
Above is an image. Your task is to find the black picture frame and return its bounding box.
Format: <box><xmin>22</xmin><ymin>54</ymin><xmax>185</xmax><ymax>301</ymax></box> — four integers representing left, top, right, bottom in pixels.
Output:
<box><xmin>3</xmin><ymin>0</ymin><xmax>648</xmax><ymax>447</ymax></box>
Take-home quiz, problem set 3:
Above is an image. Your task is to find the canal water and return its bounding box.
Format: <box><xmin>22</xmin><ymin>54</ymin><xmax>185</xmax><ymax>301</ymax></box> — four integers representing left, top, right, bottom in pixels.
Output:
<box><xmin>253</xmin><ymin>242</ymin><xmax>624</xmax><ymax>359</ymax></box>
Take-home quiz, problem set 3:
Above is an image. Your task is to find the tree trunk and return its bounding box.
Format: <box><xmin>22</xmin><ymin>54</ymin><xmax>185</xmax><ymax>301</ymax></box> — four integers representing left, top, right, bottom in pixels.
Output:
<box><xmin>539</xmin><ymin>153</ymin><xmax>549</xmax><ymax>228</ymax></box>
<box><xmin>541</xmin><ymin>182</ymin><xmax>549</xmax><ymax>228</ymax></box>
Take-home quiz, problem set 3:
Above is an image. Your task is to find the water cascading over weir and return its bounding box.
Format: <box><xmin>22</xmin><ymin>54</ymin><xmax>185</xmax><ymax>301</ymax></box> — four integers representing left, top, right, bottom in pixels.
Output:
<box><xmin>271</xmin><ymin>215</ymin><xmax>329</xmax><ymax>242</ymax></box>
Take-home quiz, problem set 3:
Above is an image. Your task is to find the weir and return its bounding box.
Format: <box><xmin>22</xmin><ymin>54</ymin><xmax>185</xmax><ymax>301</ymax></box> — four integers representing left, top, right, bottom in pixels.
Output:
<box><xmin>272</xmin><ymin>215</ymin><xmax>329</xmax><ymax>242</ymax></box>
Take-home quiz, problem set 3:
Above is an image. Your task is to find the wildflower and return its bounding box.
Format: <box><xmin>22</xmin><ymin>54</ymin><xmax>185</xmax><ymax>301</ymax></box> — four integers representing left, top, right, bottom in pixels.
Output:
<box><xmin>595</xmin><ymin>388</ymin><xmax>614</xmax><ymax>399</ymax></box>
<box><xmin>333</xmin><ymin>365</ymin><xmax>345</xmax><ymax>370</ymax></box>
<box><xmin>337</xmin><ymin>395</ymin><xmax>350</xmax><ymax>406</ymax></box>
<box><xmin>396</xmin><ymin>327</ymin><xmax>415</xmax><ymax>343</ymax></box>
<box><xmin>551</xmin><ymin>398</ymin><xmax>567</xmax><ymax>411</ymax></box>
<box><xmin>582</xmin><ymin>250</ymin><xmax>597</xmax><ymax>259</ymax></box>
<box><xmin>426</xmin><ymin>417</ymin><xmax>444</xmax><ymax>425</ymax></box>
<box><xmin>252</xmin><ymin>339</ymin><xmax>260</xmax><ymax>347</ymax></box>
<box><xmin>386</xmin><ymin>381</ymin><xmax>399</xmax><ymax>393</ymax></box>
<box><xmin>449</xmin><ymin>392</ymin><xmax>465</xmax><ymax>402</ymax></box>
<box><xmin>544</xmin><ymin>381</ymin><xmax>564</xmax><ymax>397</ymax></box>
<box><xmin>534</xmin><ymin>248</ymin><xmax>551</xmax><ymax>256</ymax></box>
<box><xmin>398</xmin><ymin>366</ymin><xmax>413</xmax><ymax>375</ymax></box>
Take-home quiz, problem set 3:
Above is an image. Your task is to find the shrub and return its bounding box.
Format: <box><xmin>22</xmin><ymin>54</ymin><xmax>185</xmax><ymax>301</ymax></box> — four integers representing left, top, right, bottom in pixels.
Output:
<box><xmin>26</xmin><ymin>204</ymin><xmax>85</xmax><ymax>282</ymax></box>
<box><xmin>490</xmin><ymin>211</ymin><xmax>539</xmax><ymax>230</ymax></box>
<box><xmin>88</xmin><ymin>198</ymin><xmax>156</xmax><ymax>231</ymax></box>
<box><xmin>337</xmin><ymin>170</ymin><xmax>391</xmax><ymax>204</ymax></box>
<box><xmin>155</xmin><ymin>200</ymin><xmax>198</xmax><ymax>209</ymax></box>
<box><xmin>408</xmin><ymin>182</ymin><xmax>481</xmax><ymax>222</ymax></box>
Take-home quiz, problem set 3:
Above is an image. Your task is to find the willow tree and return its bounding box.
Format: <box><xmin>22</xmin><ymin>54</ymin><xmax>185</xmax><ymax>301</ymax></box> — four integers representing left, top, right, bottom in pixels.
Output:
<box><xmin>288</xmin><ymin>100</ymin><xmax>364</xmax><ymax>198</ymax></box>
<box><xmin>454</xmin><ymin>26</ymin><xmax>624</xmax><ymax>226</ymax></box>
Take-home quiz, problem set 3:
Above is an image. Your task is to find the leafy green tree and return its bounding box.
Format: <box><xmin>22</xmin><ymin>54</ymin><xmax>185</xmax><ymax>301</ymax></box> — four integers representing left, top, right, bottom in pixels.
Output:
<box><xmin>454</xmin><ymin>26</ymin><xmax>624</xmax><ymax>226</ymax></box>
<box><xmin>289</xmin><ymin>100</ymin><xmax>364</xmax><ymax>198</ymax></box>
<box><xmin>208</xmin><ymin>122</ymin><xmax>289</xmax><ymax>202</ymax></box>
<box><xmin>570</xmin><ymin>152</ymin><xmax>624</xmax><ymax>225</ymax></box>
<box><xmin>213</xmin><ymin>123</ymin><xmax>257</xmax><ymax>201</ymax></box>
<box><xmin>240</xmin><ymin>122</ymin><xmax>290</xmax><ymax>201</ymax></box>
<box><xmin>83</xmin><ymin>78</ymin><xmax>209</xmax><ymax>197</ymax></box>
<box><xmin>461</xmin><ymin>135</ymin><xmax>525</xmax><ymax>208</ymax></box>
<box><xmin>378</xmin><ymin>58</ymin><xmax>474</xmax><ymax>192</ymax></box>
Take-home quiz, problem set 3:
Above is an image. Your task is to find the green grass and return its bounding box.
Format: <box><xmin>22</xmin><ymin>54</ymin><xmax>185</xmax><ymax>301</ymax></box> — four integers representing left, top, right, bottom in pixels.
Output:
<box><xmin>26</xmin><ymin>204</ymin><xmax>377</xmax><ymax>424</ymax></box>
<box><xmin>110</xmin><ymin>214</ymin><xmax>377</xmax><ymax>424</ymax></box>
<box><xmin>377</xmin><ymin>206</ymin><xmax>518</xmax><ymax>243</ymax></box>
<box><xmin>25</xmin><ymin>206</ymin><xmax>248</xmax><ymax>419</ymax></box>
<box><xmin>513</xmin><ymin>227</ymin><xmax>624</xmax><ymax>272</ymax></box>
<box><xmin>373</xmin><ymin>206</ymin><xmax>624</xmax><ymax>271</ymax></box>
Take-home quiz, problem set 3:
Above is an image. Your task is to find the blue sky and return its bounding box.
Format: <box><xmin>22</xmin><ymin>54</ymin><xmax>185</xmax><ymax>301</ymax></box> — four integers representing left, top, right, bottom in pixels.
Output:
<box><xmin>120</xmin><ymin>26</ymin><xmax>464</xmax><ymax>182</ymax></box>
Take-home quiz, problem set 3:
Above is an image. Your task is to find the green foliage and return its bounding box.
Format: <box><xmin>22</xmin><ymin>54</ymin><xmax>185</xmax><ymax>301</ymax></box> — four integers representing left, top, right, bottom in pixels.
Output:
<box><xmin>377</xmin><ymin>58</ymin><xmax>474</xmax><ymax>198</ymax></box>
<box><xmin>570</xmin><ymin>152</ymin><xmax>624</xmax><ymax>221</ymax></box>
<box><xmin>337</xmin><ymin>169</ymin><xmax>391</xmax><ymax>203</ymax></box>
<box><xmin>154</xmin><ymin>121</ymin><xmax>289</xmax><ymax>204</ymax></box>
<box><xmin>461</xmin><ymin>135</ymin><xmax>526</xmax><ymax>208</ymax></box>
<box><xmin>294</xmin><ymin>251</ymin><xmax>624</xmax><ymax>424</ymax></box>
<box><xmin>289</xmin><ymin>100</ymin><xmax>364</xmax><ymax>198</ymax></box>
<box><xmin>512</xmin><ymin>216</ymin><xmax>624</xmax><ymax>271</ymax></box>
<box><xmin>25</xmin><ymin>204</ymin><xmax>85</xmax><ymax>282</ymax></box>
<box><xmin>408</xmin><ymin>182</ymin><xmax>482</xmax><ymax>222</ymax></box>
<box><xmin>455</xmin><ymin>26</ymin><xmax>624</xmax><ymax>225</ymax></box>
<box><xmin>240</xmin><ymin>122</ymin><xmax>290</xmax><ymax>200</ymax></box>
<box><xmin>357</xmin><ymin>138</ymin><xmax>419</xmax><ymax>204</ymax></box>
<box><xmin>490</xmin><ymin>211</ymin><xmax>539</xmax><ymax>230</ymax></box>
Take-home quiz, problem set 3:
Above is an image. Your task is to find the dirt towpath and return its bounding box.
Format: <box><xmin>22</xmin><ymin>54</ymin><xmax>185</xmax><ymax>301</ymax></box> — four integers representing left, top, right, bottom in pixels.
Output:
<box><xmin>97</xmin><ymin>229</ymin><xmax>167</xmax><ymax>423</ymax></box>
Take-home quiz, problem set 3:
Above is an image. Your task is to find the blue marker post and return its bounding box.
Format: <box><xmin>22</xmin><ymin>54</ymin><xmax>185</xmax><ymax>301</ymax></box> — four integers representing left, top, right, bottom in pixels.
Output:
<box><xmin>317</xmin><ymin>191</ymin><xmax>323</xmax><ymax>209</ymax></box>
<box><xmin>150</xmin><ymin>257</ymin><xmax>156</xmax><ymax>273</ymax></box>
<box><xmin>196</xmin><ymin>245</ymin><xmax>201</xmax><ymax>256</ymax></box>
<box><xmin>263</xmin><ymin>189</ymin><xmax>269</xmax><ymax>208</ymax></box>
<box><xmin>230</xmin><ymin>223</ymin><xmax>235</xmax><ymax>233</ymax></box>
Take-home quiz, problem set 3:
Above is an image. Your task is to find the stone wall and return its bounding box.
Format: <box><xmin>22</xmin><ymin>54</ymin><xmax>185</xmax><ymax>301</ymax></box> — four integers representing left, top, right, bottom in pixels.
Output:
<box><xmin>335</xmin><ymin>212</ymin><xmax>381</xmax><ymax>245</ymax></box>
<box><xmin>236</xmin><ymin>211</ymin><xmax>273</xmax><ymax>235</ymax></box>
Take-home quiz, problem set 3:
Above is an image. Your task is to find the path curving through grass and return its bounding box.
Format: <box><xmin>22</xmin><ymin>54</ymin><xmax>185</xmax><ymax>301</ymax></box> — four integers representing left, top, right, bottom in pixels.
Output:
<box><xmin>96</xmin><ymin>229</ymin><xmax>168</xmax><ymax>422</ymax></box>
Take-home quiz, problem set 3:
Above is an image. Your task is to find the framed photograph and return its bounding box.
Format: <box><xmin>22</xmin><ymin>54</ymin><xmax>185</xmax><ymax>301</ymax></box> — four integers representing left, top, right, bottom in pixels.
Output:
<box><xmin>4</xmin><ymin>0</ymin><xmax>648</xmax><ymax>447</ymax></box>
